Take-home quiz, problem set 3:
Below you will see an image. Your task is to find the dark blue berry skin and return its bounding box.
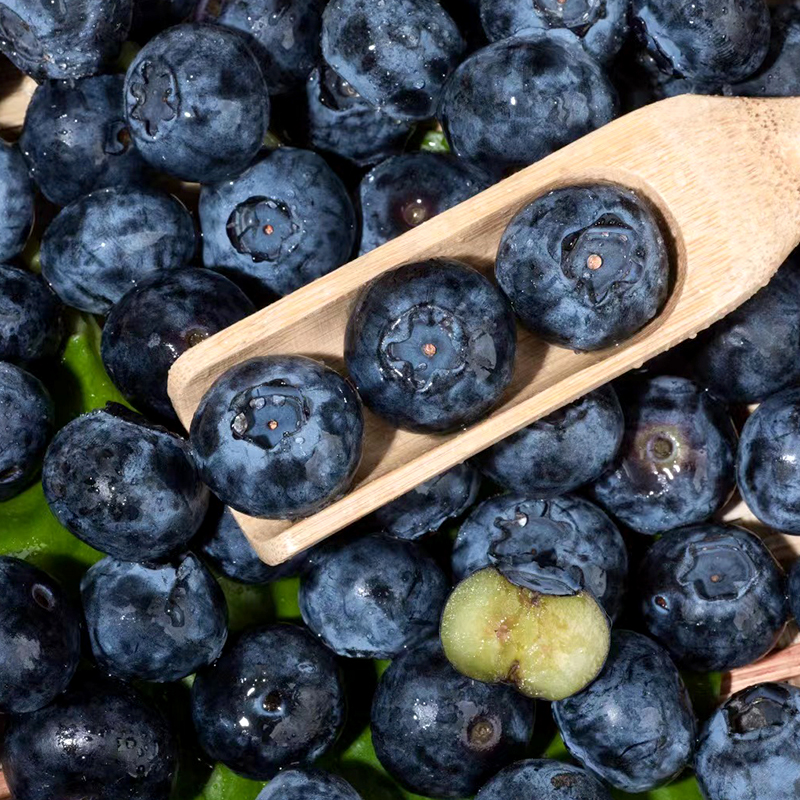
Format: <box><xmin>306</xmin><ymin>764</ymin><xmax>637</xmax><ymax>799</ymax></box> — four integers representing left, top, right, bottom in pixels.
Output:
<box><xmin>738</xmin><ymin>387</ymin><xmax>800</xmax><ymax>535</ymax></box>
<box><xmin>477</xmin><ymin>385</ymin><xmax>623</xmax><ymax>496</ymax></box>
<box><xmin>0</xmin><ymin>140</ymin><xmax>34</xmax><ymax>262</ymax></box>
<box><xmin>0</xmin><ymin>264</ymin><xmax>63</xmax><ymax>366</ymax></box>
<box><xmin>631</xmin><ymin>0</ymin><xmax>770</xmax><ymax>84</ymax></box>
<box><xmin>371</xmin><ymin>637</ymin><xmax>536</xmax><ymax>798</ymax></box>
<box><xmin>101</xmin><ymin>268</ymin><xmax>255</xmax><ymax>426</ymax></box>
<box><xmin>496</xmin><ymin>184</ymin><xmax>669</xmax><ymax>351</ymax></box>
<box><xmin>191</xmin><ymin>623</ymin><xmax>346</xmax><ymax>780</ymax></box>
<box><xmin>358</xmin><ymin>153</ymin><xmax>488</xmax><ymax>255</ymax></box>
<box><xmin>2</xmin><ymin>674</ymin><xmax>177</xmax><ymax>800</ymax></box>
<box><xmin>790</xmin><ymin>559</ymin><xmax>800</xmax><ymax>624</ymax></box>
<box><xmin>0</xmin><ymin>363</ymin><xmax>53</xmax><ymax>501</ymax></box>
<box><xmin>81</xmin><ymin>553</ymin><xmax>228</xmax><ymax>683</ymax></box>
<box><xmin>452</xmin><ymin>493</ymin><xmax>628</xmax><ymax>620</ymax></box>
<box><xmin>131</xmin><ymin>0</ymin><xmax>196</xmax><ymax>42</ymax></box>
<box><xmin>345</xmin><ymin>259</ymin><xmax>517</xmax><ymax>433</ymax></box>
<box><xmin>321</xmin><ymin>0</ymin><xmax>465</xmax><ymax>122</ymax></box>
<box><xmin>41</xmin><ymin>187</ymin><xmax>196</xmax><ymax>315</ymax></box>
<box><xmin>476</xmin><ymin>759</ymin><xmax>612</xmax><ymax>800</ymax></box>
<box><xmin>256</xmin><ymin>769</ymin><xmax>363</xmax><ymax>800</ymax></box>
<box><xmin>480</xmin><ymin>0</ymin><xmax>629</xmax><ymax>64</ymax></box>
<box><xmin>0</xmin><ymin>0</ymin><xmax>133</xmax><ymax>81</ymax></box>
<box><xmin>299</xmin><ymin>532</ymin><xmax>449</xmax><ymax>658</ymax></box>
<box><xmin>0</xmin><ymin>556</ymin><xmax>81</xmax><ymax>714</ymax></box>
<box><xmin>42</xmin><ymin>403</ymin><xmax>209</xmax><ymax>561</ymax></box>
<box><xmin>696</xmin><ymin>682</ymin><xmax>800</xmax><ymax>800</ymax></box>
<box><xmin>190</xmin><ymin>356</ymin><xmax>364</xmax><ymax>519</ymax></box>
<box><xmin>439</xmin><ymin>32</ymin><xmax>617</xmax><ymax>179</ymax></box>
<box><xmin>639</xmin><ymin>523</ymin><xmax>787</xmax><ymax>672</ymax></box>
<box><xmin>553</xmin><ymin>630</ymin><xmax>696</xmax><ymax>793</ymax></box>
<box><xmin>590</xmin><ymin>376</ymin><xmax>737</xmax><ymax>536</ymax></box>
<box><xmin>367</xmin><ymin>461</ymin><xmax>480</xmax><ymax>540</ymax></box>
<box><xmin>124</xmin><ymin>23</ymin><xmax>270</xmax><ymax>183</ymax></box>
<box><xmin>199</xmin><ymin>147</ymin><xmax>356</xmax><ymax>301</ymax></box>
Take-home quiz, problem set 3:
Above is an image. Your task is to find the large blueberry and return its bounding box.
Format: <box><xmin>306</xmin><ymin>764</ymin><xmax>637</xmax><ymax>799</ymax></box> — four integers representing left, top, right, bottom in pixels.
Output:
<box><xmin>190</xmin><ymin>356</ymin><xmax>364</xmax><ymax>519</ymax></box>
<box><xmin>477</xmin><ymin>385</ymin><xmax>624</xmax><ymax>496</ymax></box>
<box><xmin>81</xmin><ymin>553</ymin><xmax>228</xmax><ymax>683</ymax></box>
<box><xmin>299</xmin><ymin>532</ymin><xmax>449</xmax><ymax>658</ymax></box>
<box><xmin>345</xmin><ymin>259</ymin><xmax>516</xmax><ymax>433</ymax></box>
<box><xmin>199</xmin><ymin>147</ymin><xmax>356</xmax><ymax>301</ymax></box>
<box><xmin>40</xmin><ymin>187</ymin><xmax>196</xmax><ymax>315</ymax></box>
<box><xmin>256</xmin><ymin>769</ymin><xmax>362</xmax><ymax>800</ymax></box>
<box><xmin>371</xmin><ymin>637</ymin><xmax>536</xmax><ymax>798</ymax></box>
<box><xmin>553</xmin><ymin>630</ymin><xmax>696</xmax><ymax>793</ymax></box>
<box><xmin>131</xmin><ymin>0</ymin><xmax>196</xmax><ymax>42</ymax></box>
<box><xmin>0</xmin><ymin>556</ymin><xmax>81</xmax><ymax>714</ymax></box>
<box><xmin>590</xmin><ymin>376</ymin><xmax>737</xmax><ymax>535</ymax></box>
<box><xmin>124</xmin><ymin>23</ymin><xmax>270</xmax><ymax>182</ymax></box>
<box><xmin>101</xmin><ymin>268</ymin><xmax>255</xmax><ymax>426</ymax></box>
<box><xmin>476</xmin><ymin>759</ymin><xmax>612</xmax><ymax>800</ymax></box>
<box><xmin>191</xmin><ymin>623</ymin><xmax>346</xmax><ymax>780</ymax></box>
<box><xmin>321</xmin><ymin>0</ymin><xmax>465</xmax><ymax>122</ymax></box>
<box><xmin>42</xmin><ymin>403</ymin><xmax>209</xmax><ymax>561</ymax></box>
<box><xmin>2</xmin><ymin>674</ymin><xmax>177</xmax><ymax>800</ymax></box>
<box><xmin>0</xmin><ymin>140</ymin><xmax>34</xmax><ymax>262</ymax></box>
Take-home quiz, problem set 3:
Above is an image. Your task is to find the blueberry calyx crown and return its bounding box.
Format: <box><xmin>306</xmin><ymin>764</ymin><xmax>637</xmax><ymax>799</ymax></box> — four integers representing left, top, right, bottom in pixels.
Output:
<box><xmin>677</xmin><ymin>535</ymin><xmax>757</xmax><ymax>602</ymax></box>
<box><xmin>229</xmin><ymin>382</ymin><xmax>309</xmax><ymax>451</ymax></box>
<box><xmin>129</xmin><ymin>61</ymin><xmax>179</xmax><ymax>138</ymax></box>
<box><xmin>226</xmin><ymin>196</ymin><xmax>301</xmax><ymax>263</ymax></box>
<box><xmin>104</xmin><ymin>120</ymin><xmax>133</xmax><ymax>156</ymax></box>
<box><xmin>725</xmin><ymin>684</ymin><xmax>794</xmax><ymax>737</ymax></box>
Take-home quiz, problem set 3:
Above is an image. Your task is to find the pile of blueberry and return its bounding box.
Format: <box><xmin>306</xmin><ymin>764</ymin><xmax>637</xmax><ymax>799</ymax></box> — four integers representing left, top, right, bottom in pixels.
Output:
<box><xmin>1</xmin><ymin>0</ymin><xmax>800</xmax><ymax>798</ymax></box>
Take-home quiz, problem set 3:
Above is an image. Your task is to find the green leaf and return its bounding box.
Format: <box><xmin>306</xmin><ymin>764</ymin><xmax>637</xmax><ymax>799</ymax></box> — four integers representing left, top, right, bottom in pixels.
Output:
<box><xmin>419</xmin><ymin>130</ymin><xmax>450</xmax><ymax>153</ymax></box>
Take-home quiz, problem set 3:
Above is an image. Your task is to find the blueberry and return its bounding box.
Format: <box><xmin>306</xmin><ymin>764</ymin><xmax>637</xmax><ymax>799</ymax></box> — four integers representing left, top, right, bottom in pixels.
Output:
<box><xmin>345</xmin><ymin>259</ymin><xmax>516</xmax><ymax>433</ymax></box>
<box><xmin>367</xmin><ymin>461</ymin><xmax>480</xmax><ymax>540</ymax></box>
<box><xmin>0</xmin><ymin>362</ymin><xmax>53</xmax><ymax>501</ymax></box>
<box><xmin>2</xmin><ymin>673</ymin><xmax>177</xmax><ymax>800</ymax></box>
<box><xmin>42</xmin><ymin>403</ymin><xmax>209</xmax><ymax>561</ymax></box>
<box><xmin>124</xmin><ymin>23</ymin><xmax>270</xmax><ymax>182</ymax></box>
<box><xmin>477</xmin><ymin>385</ymin><xmax>624</xmax><ymax>496</ymax></box>
<box><xmin>0</xmin><ymin>556</ymin><xmax>80</xmax><ymax>714</ymax></box>
<box><xmin>255</xmin><ymin>769</ymin><xmax>363</xmax><ymax>800</ymax></box>
<box><xmin>19</xmin><ymin>74</ymin><xmax>147</xmax><ymax>207</ymax></box>
<box><xmin>199</xmin><ymin>147</ymin><xmax>356</xmax><ymax>301</ymax></box>
<box><xmin>451</xmin><ymin>493</ymin><xmax>628</xmax><ymax>620</ymax></box>
<box><xmin>639</xmin><ymin>523</ymin><xmax>787</xmax><ymax>672</ymax></box>
<box><xmin>358</xmin><ymin>153</ymin><xmax>488</xmax><ymax>255</ymax></box>
<box><xmin>191</xmin><ymin>623</ymin><xmax>346</xmax><ymax>780</ymax></box>
<box><xmin>737</xmin><ymin>386</ymin><xmax>800</xmax><ymax>535</ymax></box>
<box><xmin>0</xmin><ymin>0</ymin><xmax>133</xmax><ymax>81</ymax></box>
<box><xmin>190</xmin><ymin>356</ymin><xmax>364</xmax><ymax>519</ymax></box>
<box><xmin>131</xmin><ymin>0</ymin><xmax>196</xmax><ymax>42</ymax></box>
<box><xmin>299</xmin><ymin>532</ymin><xmax>449</xmax><ymax>658</ymax></box>
<box><xmin>476</xmin><ymin>759</ymin><xmax>612</xmax><ymax>800</ymax></box>
<box><xmin>321</xmin><ymin>0</ymin><xmax>465</xmax><ymax>122</ymax></box>
<box><xmin>590</xmin><ymin>376</ymin><xmax>737</xmax><ymax>535</ymax></box>
<box><xmin>631</xmin><ymin>0</ymin><xmax>770</xmax><ymax>84</ymax></box>
<box><xmin>553</xmin><ymin>630</ymin><xmax>696</xmax><ymax>793</ymax></box>
<box><xmin>695</xmin><ymin>682</ymin><xmax>800</xmax><ymax>800</ymax></box>
<box><xmin>0</xmin><ymin>140</ymin><xmax>34</xmax><ymax>262</ymax></box>
<box><xmin>480</xmin><ymin>0</ymin><xmax>629</xmax><ymax>64</ymax></box>
<box><xmin>81</xmin><ymin>553</ymin><xmax>228</xmax><ymax>683</ymax></box>
<box><xmin>0</xmin><ymin>264</ymin><xmax>63</xmax><ymax>366</ymax></box>
<box><xmin>101</xmin><ymin>268</ymin><xmax>255</xmax><ymax>426</ymax></box>
<box><xmin>371</xmin><ymin>637</ymin><xmax>536</xmax><ymax>798</ymax></box>
<box><xmin>40</xmin><ymin>187</ymin><xmax>196</xmax><ymax>315</ymax></box>
<box><xmin>495</xmin><ymin>183</ymin><xmax>670</xmax><ymax>351</ymax></box>
<box><xmin>439</xmin><ymin>32</ymin><xmax>617</xmax><ymax>178</ymax></box>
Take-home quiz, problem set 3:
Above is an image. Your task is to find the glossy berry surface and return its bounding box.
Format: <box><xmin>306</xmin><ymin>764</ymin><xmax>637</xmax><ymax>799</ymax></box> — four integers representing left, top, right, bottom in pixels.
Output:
<box><xmin>199</xmin><ymin>147</ymin><xmax>356</xmax><ymax>301</ymax></box>
<box><xmin>321</xmin><ymin>0</ymin><xmax>465</xmax><ymax>122</ymax></box>
<box><xmin>639</xmin><ymin>523</ymin><xmax>787</xmax><ymax>672</ymax></box>
<box><xmin>371</xmin><ymin>637</ymin><xmax>536</xmax><ymax>798</ymax></box>
<box><xmin>553</xmin><ymin>630</ymin><xmax>696</xmax><ymax>793</ymax></box>
<box><xmin>496</xmin><ymin>183</ymin><xmax>669</xmax><ymax>351</ymax></box>
<box><xmin>299</xmin><ymin>532</ymin><xmax>449</xmax><ymax>658</ymax></box>
<box><xmin>0</xmin><ymin>556</ymin><xmax>81</xmax><ymax>714</ymax></box>
<box><xmin>191</xmin><ymin>623</ymin><xmax>345</xmax><ymax>780</ymax></box>
<box><xmin>124</xmin><ymin>23</ymin><xmax>270</xmax><ymax>182</ymax></box>
<box><xmin>190</xmin><ymin>356</ymin><xmax>364</xmax><ymax>519</ymax></box>
<box><xmin>41</xmin><ymin>187</ymin><xmax>196</xmax><ymax>315</ymax></box>
<box><xmin>42</xmin><ymin>403</ymin><xmax>209</xmax><ymax>561</ymax></box>
<box><xmin>345</xmin><ymin>259</ymin><xmax>516</xmax><ymax>433</ymax></box>
<box><xmin>476</xmin><ymin>759</ymin><xmax>612</xmax><ymax>800</ymax></box>
<box><xmin>81</xmin><ymin>553</ymin><xmax>228</xmax><ymax>683</ymax></box>
<box><xmin>590</xmin><ymin>376</ymin><xmax>737</xmax><ymax>535</ymax></box>
<box><xmin>0</xmin><ymin>139</ymin><xmax>34</xmax><ymax>262</ymax></box>
<box><xmin>256</xmin><ymin>769</ymin><xmax>363</xmax><ymax>800</ymax></box>
<box><xmin>101</xmin><ymin>268</ymin><xmax>255</xmax><ymax>426</ymax></box>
